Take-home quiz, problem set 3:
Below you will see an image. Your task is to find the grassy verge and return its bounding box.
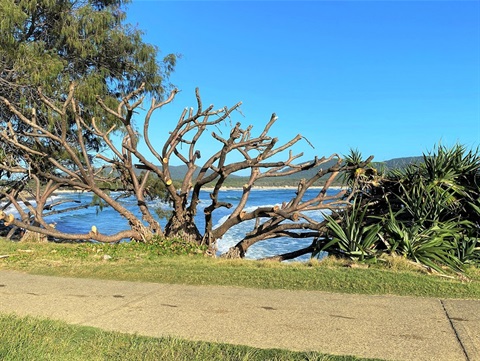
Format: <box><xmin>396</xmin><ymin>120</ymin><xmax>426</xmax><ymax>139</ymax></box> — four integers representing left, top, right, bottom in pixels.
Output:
<box><xmin>0</xmin><ymin>239</ymin><xmax>479</xmax><ymax>299</ymax></box>
<box><xmin>1</xmin><ymin>239</ymin><xmax>477</xmax><ymax>361</ymax></box>
<box><xmin>0</xmin><ymin>314</ymin><xmax>377</xmax><ymax>361</ymax></box>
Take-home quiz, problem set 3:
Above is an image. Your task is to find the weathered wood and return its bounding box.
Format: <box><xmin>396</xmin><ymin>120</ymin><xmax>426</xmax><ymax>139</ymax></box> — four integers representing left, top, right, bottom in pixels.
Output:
<box><xmin>0</xmin><ymin>84</ymin><xmax>373</xmax><ymax>260</ymax></box>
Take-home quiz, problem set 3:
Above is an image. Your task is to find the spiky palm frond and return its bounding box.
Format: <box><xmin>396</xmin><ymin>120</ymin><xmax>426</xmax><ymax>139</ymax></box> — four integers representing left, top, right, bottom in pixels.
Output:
<box><xmin>320</xmin><ymin>199</ymin><xmax>380</xmax><ymax>261</ymax></box>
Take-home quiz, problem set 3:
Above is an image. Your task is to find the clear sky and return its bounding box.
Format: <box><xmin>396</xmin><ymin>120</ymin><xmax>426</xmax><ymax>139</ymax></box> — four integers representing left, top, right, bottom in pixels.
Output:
<box><xmin>125</xmin><ymin>0</ymin><xmax>480</xmax><ymax>164</ymax></box>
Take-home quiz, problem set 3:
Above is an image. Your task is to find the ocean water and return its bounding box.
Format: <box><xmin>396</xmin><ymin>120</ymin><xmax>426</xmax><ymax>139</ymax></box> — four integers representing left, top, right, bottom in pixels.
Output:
<box><xmin>5</xmin><ymin>188</ymin><xmax>338</xmax><ymax>261</ymax></box>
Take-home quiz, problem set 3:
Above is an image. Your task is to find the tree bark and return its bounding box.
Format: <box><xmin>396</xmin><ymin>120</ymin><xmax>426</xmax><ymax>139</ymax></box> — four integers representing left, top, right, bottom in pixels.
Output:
<box><xmin>165</xmin><ymin>211</ymin><xmax>203</xmax><ymax>244</ymax></box>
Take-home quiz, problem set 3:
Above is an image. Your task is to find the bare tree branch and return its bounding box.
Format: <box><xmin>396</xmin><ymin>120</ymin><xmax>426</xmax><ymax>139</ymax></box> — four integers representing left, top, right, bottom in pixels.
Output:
<box><xmin>1</xmin><ymin>84</ymin><xmax>373</xmax><ymax>260</ymax></box>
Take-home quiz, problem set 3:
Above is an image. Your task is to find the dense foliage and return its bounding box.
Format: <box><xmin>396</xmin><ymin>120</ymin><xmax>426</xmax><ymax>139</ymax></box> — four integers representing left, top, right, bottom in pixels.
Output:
<box><xmin>318</xmin><ymin>145</ymin><xmax>480</xmax><ymax>272</ymax></box>
<box><xmin>0</xmin><ymin>0</ymin><xmax>176</xmax><ymax>179</ymax></box>
<box><xmin>0</xmin><ymin>0</ymin><xmax>175</xmax><ymax>105</ymax></box>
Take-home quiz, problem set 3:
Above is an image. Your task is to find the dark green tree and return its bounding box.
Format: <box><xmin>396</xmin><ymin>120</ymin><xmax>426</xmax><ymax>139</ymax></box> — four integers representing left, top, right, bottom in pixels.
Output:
<box><xmin>0</xmin><ymin>0</ymin><xmax>176</xmax><ymax>175</ymax></box>
<box><xmin>0</xmin><ymin>0</ymin><xmax>175</xmax><ymax>107</ymax></box>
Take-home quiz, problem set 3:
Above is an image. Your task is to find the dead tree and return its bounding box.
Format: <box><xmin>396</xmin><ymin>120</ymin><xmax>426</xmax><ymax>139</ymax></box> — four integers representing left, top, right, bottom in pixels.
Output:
<box><xmin>0</xmin><ymin>83</ymin><xmax>160</xmax><ymax>242</ymax></box>
<box><xmin>110</xmin><ymin>86</ymin><xmax>373</xmax><ymax>258</ymax></box>
<box><xmin>1</xmin><ymin>83</ymin><xmax>372</xmax><ymax>259</ymax></box>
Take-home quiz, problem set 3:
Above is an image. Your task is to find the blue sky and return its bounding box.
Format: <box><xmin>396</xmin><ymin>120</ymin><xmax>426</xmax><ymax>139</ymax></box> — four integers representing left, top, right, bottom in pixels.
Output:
<box><xmin>125</xmin><ymin>0</ymin><xmax>479</xmax><ymax>164</ymax></box>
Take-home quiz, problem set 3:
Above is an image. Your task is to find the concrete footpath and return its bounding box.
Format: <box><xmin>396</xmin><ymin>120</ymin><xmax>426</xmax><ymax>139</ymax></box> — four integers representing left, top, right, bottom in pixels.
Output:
<box><xmin>0</xmin><ymin>270</ymin><xmax>479</xmax><ymax>361</ymax></box>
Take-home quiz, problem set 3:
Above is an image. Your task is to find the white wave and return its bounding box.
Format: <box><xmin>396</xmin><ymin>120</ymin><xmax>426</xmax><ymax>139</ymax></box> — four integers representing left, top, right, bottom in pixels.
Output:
<box><xmin>3</xmin><ymin>189</ymin><xmax>328</xmax><ymax>260</ymax></box>
<box><xmin>214</xmin><ymin>202</ymin><xmax>323</xmax><ymax>261</ymax></box>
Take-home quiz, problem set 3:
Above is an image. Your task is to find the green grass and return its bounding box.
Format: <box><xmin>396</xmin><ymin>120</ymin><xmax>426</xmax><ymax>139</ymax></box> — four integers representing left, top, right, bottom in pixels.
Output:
<box><xmin>1</xmin><ymin>239</ymin><xmax>478</xmax><ymax>361</ymax></box>
<box><xmin>0</xmin><ymin>239</ymin><xmax>479</xmax><ymax>299</ymax></box>
<box><xmin>0</xmin><ymin>314</ymin><xmax>376</xmax><ymax>361</ymax></box>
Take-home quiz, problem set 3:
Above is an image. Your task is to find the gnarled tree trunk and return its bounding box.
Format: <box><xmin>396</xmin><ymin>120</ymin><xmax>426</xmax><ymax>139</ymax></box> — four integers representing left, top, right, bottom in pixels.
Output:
<box><xmin>165</xmin><ymin>211</ymin><xmax>203</xmax><ymax>244</ymax></box>
<box><xmin>1</xmin><ymin>84</ymin><xmax>373</xmax><ymax>261</ymax></box>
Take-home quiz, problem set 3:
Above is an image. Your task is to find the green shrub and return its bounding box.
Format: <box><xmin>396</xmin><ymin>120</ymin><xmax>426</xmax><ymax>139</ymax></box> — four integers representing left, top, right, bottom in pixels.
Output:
<box><xmin>329</xmin><ymin>144</ymin><xmax>480</xmax><ymax>272</ymax></box>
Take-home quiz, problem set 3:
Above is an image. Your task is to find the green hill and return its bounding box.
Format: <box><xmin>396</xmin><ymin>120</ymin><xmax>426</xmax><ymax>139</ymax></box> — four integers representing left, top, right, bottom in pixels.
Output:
<box><xmin>165</xmin><ymin>156</ymin><xmax>424</xmax><ymax>187</ymax></box>
<box><xmin>373</xmin><ymin>156</ymin><xmax>424</xmax><ymax>171</ymax></box>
